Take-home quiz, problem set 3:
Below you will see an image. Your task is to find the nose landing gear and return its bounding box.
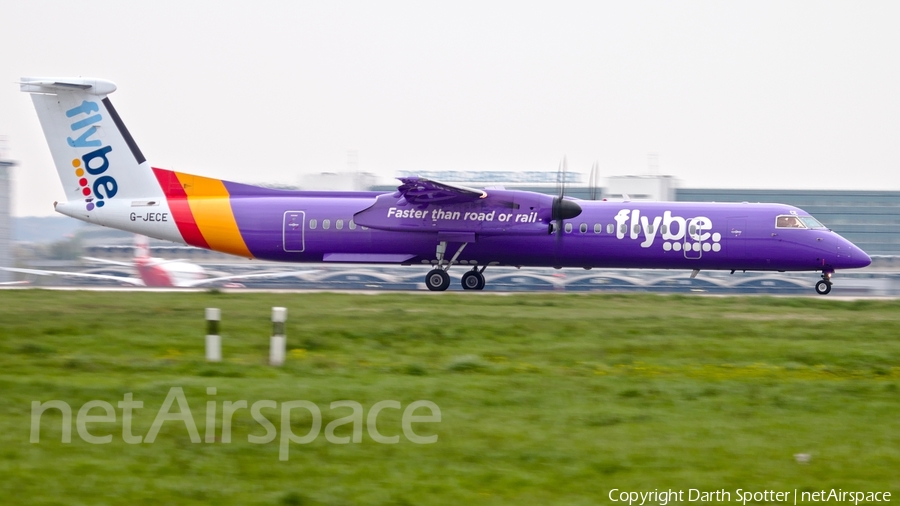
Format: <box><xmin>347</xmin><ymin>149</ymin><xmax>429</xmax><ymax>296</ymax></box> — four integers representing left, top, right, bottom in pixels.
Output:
<box><xmin>815</xmin><ymin>271</ymin><xmax>833</xmax><ymax>295</ymax></box>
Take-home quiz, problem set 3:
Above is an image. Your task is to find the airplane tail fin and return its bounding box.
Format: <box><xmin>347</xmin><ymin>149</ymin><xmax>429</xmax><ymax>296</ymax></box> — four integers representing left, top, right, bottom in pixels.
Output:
<box><xmin>134</xmin><ymin>235</ymin><xmax>151</xmax><ymax>259</ymax></box>
<box><xmin>20</xmin><ymin>77</ymin><xmax>163</xmax><ymax>213</ymax></box>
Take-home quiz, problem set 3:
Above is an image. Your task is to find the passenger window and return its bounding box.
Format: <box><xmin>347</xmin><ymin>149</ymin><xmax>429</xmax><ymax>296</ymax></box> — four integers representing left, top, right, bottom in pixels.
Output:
<box><xmin>594</xmin><ymin>223</ymin><xmax>602</xmax><ymax>234</ymax></box>
<box><xmin>689</xmin><ymin>224</ymin><xmax>696</xmax><ymax>235</ymax></box>
<box><xmin>336</xmin><ymin>219</ymin><xmax>344</xmax><ymax>230</ymax></box>
<box><xmin>580</xmin><ymin>223</ymin><xmax>587</xmax><ymax>233</ymax></box>
<box><xmin>565</xmin><ymin>223</ymin><xmax>573</xmax><ymax>233</ymax></box>
<box><xmin>633</xmin><ymin>224</ymin><xmax>640</xmax><ymax>235</ymax></box>
<box><xmin>608</xmin><ymin>224</ymin><xmax>614</xmax><ymax>234</ymax></box>
<box><xmin>620</xmin><ymin>224</ymin><xmax>627</xmax><ymax>234</ymax></box>
<box><xmin>323</xmin><ymin>219</ymin><xmax>331</xmax><ymax>230</ymax></box>
<box><xmin>660</xmin><ymin>224</ymin><xmax>667</xmax><ymax>235</ymax></box>
<box><xmin>309</xmin><ymin>219</ymin><xmax>317</xmax><ymax>230</ymax></box>
<box><xmin>648</xmin><ymin>225</ymin><xmax>654</xmax><ymax>234</ymax></box>
<box><xmin>349</xmin><ymin>220</ymin><xmax>357</xmax><ymax>230</ymax></box>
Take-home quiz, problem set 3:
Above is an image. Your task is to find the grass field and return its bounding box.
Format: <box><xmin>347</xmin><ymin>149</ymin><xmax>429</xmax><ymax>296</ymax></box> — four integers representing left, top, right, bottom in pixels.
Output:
<box><xmin>1</xmin><ymin>290</ymin><xmax>899</xmax><ymax>505</ymax></box>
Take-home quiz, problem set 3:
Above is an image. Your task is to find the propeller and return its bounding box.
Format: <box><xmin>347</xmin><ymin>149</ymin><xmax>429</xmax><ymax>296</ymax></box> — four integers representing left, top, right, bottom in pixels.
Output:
<box><xmin>551</xmin><ymin>156</ymin><xmax>582</xmax><ymax>241</ymax></box>
<box><xmin>589</xmin><ymin>161</ymin><xmax>599</xmax><ymax>201</ymax></box>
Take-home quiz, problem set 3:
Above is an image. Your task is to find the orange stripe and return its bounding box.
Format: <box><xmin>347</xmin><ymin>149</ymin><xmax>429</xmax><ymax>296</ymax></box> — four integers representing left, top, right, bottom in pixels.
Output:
<box><xmin>176</xmin><ymin>172</ymin><xmax>253</xmax><ymax>258</ymax></box>
<box><xmin>152</xmin><ymin>168</ymin><xmax>210</xmax><ymax>249</ymax></box>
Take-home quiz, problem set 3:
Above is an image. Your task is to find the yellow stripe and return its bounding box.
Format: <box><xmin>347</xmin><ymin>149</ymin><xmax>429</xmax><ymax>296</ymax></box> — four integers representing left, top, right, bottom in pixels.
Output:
<box><xmin>176</xmin><ymin>172</ymin><xmax>253</xmax><ymax>258</ymax></box>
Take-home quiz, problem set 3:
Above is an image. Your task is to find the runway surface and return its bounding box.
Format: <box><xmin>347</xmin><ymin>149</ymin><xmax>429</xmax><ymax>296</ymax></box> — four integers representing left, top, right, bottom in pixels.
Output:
<box><xmin>1</xmin><ymin>285</ymin><xmax>897</xmax><ymax>300</ymax></box>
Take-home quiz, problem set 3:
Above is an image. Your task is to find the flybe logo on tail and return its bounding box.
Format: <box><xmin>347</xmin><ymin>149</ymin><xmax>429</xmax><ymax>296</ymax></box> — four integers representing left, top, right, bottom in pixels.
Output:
<box><xmin>65</xmin><ymin>100</ymin><xmax>118</xmax><ymax>211</ymax></box>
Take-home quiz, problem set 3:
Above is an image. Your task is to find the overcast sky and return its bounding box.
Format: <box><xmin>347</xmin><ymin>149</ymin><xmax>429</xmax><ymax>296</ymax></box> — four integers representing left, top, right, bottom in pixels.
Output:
<box><xmin>2</xmin><ymin>0</ymin><xmax>898</xmax><ymax>216</ymax></box>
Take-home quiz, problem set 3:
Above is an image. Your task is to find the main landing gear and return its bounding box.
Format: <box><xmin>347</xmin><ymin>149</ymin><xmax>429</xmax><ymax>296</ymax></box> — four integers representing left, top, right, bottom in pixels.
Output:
<box><xmin>424</xmin><ymin>241</ymin><xmax>486</xmax><ymax>291</ymax></box>
<box><xmin>425</xmin><ymin>269</ymin><xmax>451</xmax><ymax>291</ymax></box>
<box><xmin>461</xmin><ymin>267</ymin><xmax>486</xmax><ymax>290</ymax></box>
<box><xmin>815</xmin><ymin>271</ymin><xmax>833</xmax><ymax>295</ymax></box>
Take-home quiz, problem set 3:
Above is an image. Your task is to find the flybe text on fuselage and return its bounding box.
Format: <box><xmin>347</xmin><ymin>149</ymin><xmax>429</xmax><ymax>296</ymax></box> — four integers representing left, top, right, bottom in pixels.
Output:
<box><xmin>613</xmin><ymin>209</ymin><xmax>722</xmax><ymax>252</ymax></box>
<box><xmin>65</xmin><ymin>100</ymin><xmax>118</xmax><ymax>211</ymax></box>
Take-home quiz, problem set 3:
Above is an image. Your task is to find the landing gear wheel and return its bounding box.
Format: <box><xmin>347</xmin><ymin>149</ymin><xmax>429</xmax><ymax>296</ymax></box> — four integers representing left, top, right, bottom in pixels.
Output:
<box><xmin>815</xmin><ymin>280</ymin><xmax>832</xmax><ymax>295</ymax></box>
<box><xmin>425</xmin><ymin>269</ymin><xmax>451</xmax><ymax>291</ymax></box>
<box><xmin>461</xmin><ymin>271</ymin><xmax>485</xmax><ymax>290</ymax></box>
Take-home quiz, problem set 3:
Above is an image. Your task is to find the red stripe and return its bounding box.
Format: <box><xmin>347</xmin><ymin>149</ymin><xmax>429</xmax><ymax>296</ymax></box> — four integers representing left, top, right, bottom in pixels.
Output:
<box><xmin>152</xmin><ymin>167</ymin><xmax>210</xmax><ymax>249</ymax></box>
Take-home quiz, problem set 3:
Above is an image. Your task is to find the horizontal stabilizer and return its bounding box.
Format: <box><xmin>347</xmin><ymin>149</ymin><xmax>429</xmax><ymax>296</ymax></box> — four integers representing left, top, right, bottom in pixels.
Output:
<box><xmin>20</xmin><ymin>77</ymin><xmax>117</xmax><ymax>96</ymax></box>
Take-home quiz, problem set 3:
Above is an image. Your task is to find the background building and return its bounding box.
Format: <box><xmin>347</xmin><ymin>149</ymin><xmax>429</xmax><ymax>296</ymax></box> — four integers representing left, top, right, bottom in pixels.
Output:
<box><xmin>300</xmin><ymin>172</ymin><xmax>379</xmax><ymax>191</ymax></box>
<box><xmin>604</xmin><ymin>175</ymin><xmax>677</xmax><ymax>201</ymax></box>
<box><xmin>0</xmin><ymin>155</ymin><xmax>15</xmax><ymax>283</ymax></box>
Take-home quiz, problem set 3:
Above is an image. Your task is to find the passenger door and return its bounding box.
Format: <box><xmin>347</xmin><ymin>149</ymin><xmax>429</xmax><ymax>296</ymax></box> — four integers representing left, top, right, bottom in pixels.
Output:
<box><xmin>726</xmin><ymin>217</ymin><xmax>747</xmax><ymax>260</ymax></box>
<box><xmin>283</xmin><ymin>211</ymin><xmax>306</xmax><ymax>252</ymax></box>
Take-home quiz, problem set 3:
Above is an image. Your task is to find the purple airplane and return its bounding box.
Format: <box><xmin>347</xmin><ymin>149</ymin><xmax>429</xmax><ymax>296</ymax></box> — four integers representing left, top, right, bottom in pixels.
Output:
<box><xmin>21</xmin><ymin>77</ymin><xmax>871</xmax><ymax>294</ymax></box>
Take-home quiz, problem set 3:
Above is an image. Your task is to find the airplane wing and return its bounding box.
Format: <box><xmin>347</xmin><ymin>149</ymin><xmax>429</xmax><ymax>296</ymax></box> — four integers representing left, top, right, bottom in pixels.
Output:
<box><xmin>180</xmin><ymin>269</ymin><xmax>321</xmax><ymax>288</ymax></box>
<box><xmin>0</xmin><ymin>267</ymin><xmax>145</xmax><ymax>285</ymax></box>
<box><xmin>145</xmin><ymin>258</ymin><xmax>190</xmax><ymax>266</ymax></box>
<box><xmin>395</xmin><ymin>177</ymin><xmax>487</xmax><ymax>205</ymax></box>
<box><xmin>82</xmin><ymin>256</ymin><xmax>189</xmax><ymax>267</ymax></box>
<box><xmin>81</xmin><ymin>256</ymin><xmax>136</xmax><ymax>267</ymax></box>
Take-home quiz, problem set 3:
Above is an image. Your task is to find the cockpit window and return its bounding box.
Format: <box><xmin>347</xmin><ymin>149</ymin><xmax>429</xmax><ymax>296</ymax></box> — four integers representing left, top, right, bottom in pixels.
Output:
<box><xmin>776</xmin><ymin>215</ymin><xmax>829</xmax><ymax>229</ymax></box>
<box><xmin>776</xmin><ymin>215</ymin><xmax>806</xmax><ymax>229</ymax></box>
<box><xmin>799</xmin><ymin>216</ymin><xmax>827</xmax><ymax>229</ymax></box>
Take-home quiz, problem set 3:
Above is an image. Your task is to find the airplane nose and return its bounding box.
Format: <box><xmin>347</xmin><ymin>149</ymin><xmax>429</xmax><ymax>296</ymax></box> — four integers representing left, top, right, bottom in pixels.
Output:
<box><xmin>855</xmin><ymin>249</ymin><xmax>872</xmax><ymax>268</ymax></box>
<box><xmin>840</xmin><ymin>241</ymin><xmax>871</xmax><ymax>269</ymax></box>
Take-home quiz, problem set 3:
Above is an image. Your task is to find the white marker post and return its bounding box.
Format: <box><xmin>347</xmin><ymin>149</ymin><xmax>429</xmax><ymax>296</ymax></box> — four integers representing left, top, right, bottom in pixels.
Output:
<box><xmin>270</xmin><ymin>307</ymin><xmax>287</xmax><ymax>366</ymax></box>
<box><xmin>205</xmin><ymin>308</ymin><xmax>221</xmax><ymax>362</ymax></box>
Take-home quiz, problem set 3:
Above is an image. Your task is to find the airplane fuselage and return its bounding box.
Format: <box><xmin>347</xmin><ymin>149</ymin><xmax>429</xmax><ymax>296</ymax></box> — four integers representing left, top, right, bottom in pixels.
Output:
<box><xmin>58</xmin><ymin>183</ymin><xmax>869</xmax><ymax>275</ymax></box>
